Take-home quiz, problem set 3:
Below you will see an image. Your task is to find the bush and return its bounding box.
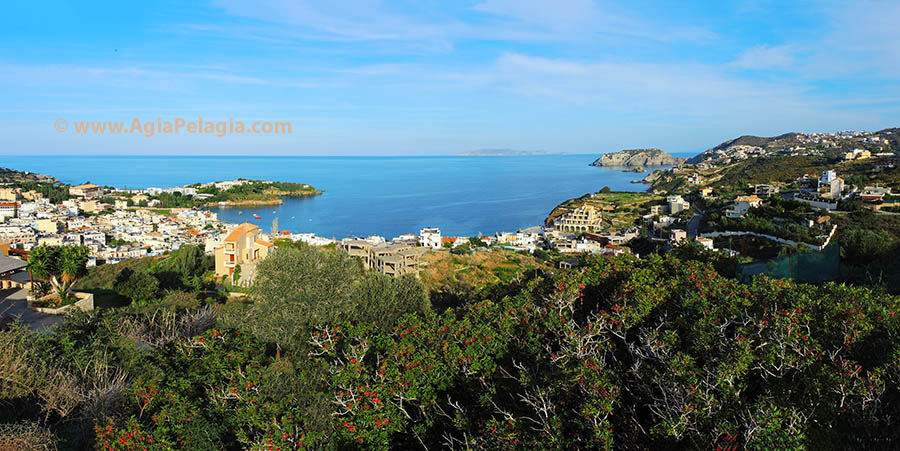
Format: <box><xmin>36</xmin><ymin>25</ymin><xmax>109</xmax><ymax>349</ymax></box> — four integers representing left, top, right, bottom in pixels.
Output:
<box><xmin>113</xmin><ymin>268</ymin><xmax>159</xmax><ymax>305</ymax></box>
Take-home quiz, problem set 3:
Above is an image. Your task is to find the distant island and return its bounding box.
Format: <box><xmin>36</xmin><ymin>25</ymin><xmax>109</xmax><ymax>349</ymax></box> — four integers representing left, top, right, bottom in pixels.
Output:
<box><xmin>590</xmin><ymin>148</ymin><xmax>685</xmax><ymax>167</ymax></box>
<box><xmin>457</xmin><ymin>149</ymin><xmax>564</xmax><ymax>156</ymax></box>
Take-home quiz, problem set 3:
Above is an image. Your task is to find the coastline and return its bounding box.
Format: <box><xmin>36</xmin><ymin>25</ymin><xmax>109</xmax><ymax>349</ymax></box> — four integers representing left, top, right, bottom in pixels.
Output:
<box><xmin>207</xmin><ymin>190</ymin><xmax>323</xmax><ymax>208</ymax></box>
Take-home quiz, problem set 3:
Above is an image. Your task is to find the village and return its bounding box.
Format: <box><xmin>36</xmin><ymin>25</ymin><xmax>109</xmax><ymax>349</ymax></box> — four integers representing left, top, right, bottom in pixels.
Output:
<box><xmin>2</xmin><ymin>129</ymin><xmax>900</xmax><ymax>294</ymax></box>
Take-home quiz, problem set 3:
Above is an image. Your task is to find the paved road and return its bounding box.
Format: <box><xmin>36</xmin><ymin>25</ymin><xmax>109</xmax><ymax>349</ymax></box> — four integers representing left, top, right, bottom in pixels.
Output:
<box><xmin>0</xmin><ymin>288</ymin><xmax>64</xmax><ymax>331</ymax></box>
<box><xmin>687</xmin><ymin>207</ymin><xmax>703</xmax><ymax>238</ymax></box>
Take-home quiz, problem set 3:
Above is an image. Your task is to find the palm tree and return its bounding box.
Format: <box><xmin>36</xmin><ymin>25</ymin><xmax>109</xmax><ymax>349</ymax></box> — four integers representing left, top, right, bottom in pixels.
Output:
<box><xmin>26</xmin><ymin>245</ymin><xmax>90</xmax><ymax>305</ymax></box>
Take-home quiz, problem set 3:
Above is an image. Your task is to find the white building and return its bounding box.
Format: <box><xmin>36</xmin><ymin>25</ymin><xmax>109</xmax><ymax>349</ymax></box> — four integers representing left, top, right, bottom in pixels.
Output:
<box><xmin>667</xmin><ymin>195</ymin><xmax>690</xmax><ymax>214</ymax></box>
<box><xmin>726</xmin><ymin>195</ymin><xmax>763</xmax><ymax>218</ymax></box>
<box><xmin>818</xmin><ymin>170</ymin><xmax>837</xmax><ymax>191</ymax></box>
<box><xmin>0</xmin><ymin>202</ymin><xmax>17</xmax><ymax>221</ymax></box>
<box><xmin>419</xmin><ymin>227</ymin><xmax>442</xmax><ymax>249</ymax></box>
<box><xmin>696</xmin><ymin>237</ymin><xmax>714</xmax><ymax>250</ymax></box>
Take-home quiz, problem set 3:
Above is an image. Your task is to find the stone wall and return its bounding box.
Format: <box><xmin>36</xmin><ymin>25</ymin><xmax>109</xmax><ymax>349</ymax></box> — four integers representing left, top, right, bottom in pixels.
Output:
<box><xmin>28</xmin><ymin>292</ymin><xmax>94</xmax><ymax>315</ymax></box>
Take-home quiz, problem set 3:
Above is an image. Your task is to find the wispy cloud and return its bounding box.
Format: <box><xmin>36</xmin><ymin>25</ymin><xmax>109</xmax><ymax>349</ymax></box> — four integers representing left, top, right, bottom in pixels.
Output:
<box><xmin>732</xmin><ymin>45</ymin><xmax>796</xmax><ymax>70</ymax></box>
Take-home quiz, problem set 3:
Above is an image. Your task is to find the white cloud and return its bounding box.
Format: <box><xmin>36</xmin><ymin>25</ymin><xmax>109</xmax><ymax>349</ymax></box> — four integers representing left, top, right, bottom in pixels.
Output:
<box><xmin>207</xmin><ymin>0</ymin><xmax>717</xmax><ymax>47</ymax></box>
<box><xmin>732</xmin><ymin>45</ymin><xmax>796</xmax><ymax>70</ymax></box>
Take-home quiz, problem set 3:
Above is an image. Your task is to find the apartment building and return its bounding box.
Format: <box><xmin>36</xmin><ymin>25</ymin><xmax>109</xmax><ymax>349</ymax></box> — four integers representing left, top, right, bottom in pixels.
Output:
<box><xmin>553</xmin><ymin>205</ymin><xmax>604</xmax><ymax>233</ymax></box>
<box><xmin>69</xmin><ymin>183</ymin><xmax>104</xmax><ymax>199</ymax></box>
<box><xmin>214</xmin><ymin>222</ymin><xmax>274</xmax><ymax>281</ymax></box>
<box><xmin>667</xmin><ymin>195</ymin><xmax>690</xmax><ymax>214</ymax></box>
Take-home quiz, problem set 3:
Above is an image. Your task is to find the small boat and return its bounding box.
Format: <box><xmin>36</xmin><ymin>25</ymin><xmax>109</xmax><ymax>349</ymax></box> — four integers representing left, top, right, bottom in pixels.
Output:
<box><xmin>238</xmin><ymin>211</ymin><xmax>243</xmax><ymax>215</ymax></box>
<box><xmin>254</xmin><ymin>215</ymin><xmax>261</xmax><ymax>219</ymax></box>
<box><xmin>291</xmin><ymin>216</ymin><xmax>295</xmax><ymax>219</ymax></box>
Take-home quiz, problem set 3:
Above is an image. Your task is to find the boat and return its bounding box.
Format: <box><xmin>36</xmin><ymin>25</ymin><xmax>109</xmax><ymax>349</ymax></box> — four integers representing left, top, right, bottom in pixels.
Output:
<box><xmin>254</xmin><ymin>215</ymin><xmax>261</xmax><ymax>219</ymax></box>
<box><xmin>238</xmin><ymin>211</ymin><xmax>243</xmax><ymax>215</ymax></box>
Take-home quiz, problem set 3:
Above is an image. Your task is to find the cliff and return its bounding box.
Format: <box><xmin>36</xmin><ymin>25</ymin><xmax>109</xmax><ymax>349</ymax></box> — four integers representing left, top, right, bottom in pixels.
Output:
<box><xmin>590</xmin><ymin>149</ymin><xmax>684</xmax><ymax>167</ymax></box>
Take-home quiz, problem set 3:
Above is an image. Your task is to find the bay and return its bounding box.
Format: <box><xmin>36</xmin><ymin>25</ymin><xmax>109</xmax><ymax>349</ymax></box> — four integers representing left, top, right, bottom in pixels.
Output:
<box><xmin>2</xmin><ymin>154</ymin><xmax>690</xmax><ymax>238</ymax></box>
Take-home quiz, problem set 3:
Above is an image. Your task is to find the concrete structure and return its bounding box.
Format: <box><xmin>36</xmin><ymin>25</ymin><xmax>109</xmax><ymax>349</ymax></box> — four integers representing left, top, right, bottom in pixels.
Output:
<box><xmin>860</xmin><ymin>186</ymin><xmax>891</xmax><ymax>202</ymax></box>
<box><xmin>339</xmin><ymin>239</ymin><xmax>425</xmax><ymax>276</ymax></box>
<box><xmin>699</xmin><ymin>187</ymin><xmax>714</xmax><ymax>199</ymax></box>
<box><xmin>553</xmin><ymin>205</ymin><xmax>604</xmax><ymax>233</ymax></box>
<box><xmin>35</xmin><ymin>219</ymin><xmax>64</xmax><ymax>234</ymax></box>
<box><xmin>667</xmin><ymin>195</ymin><xmax>690</xmax><ymax>214</ymax></box>
<box><xmin>214</xmin><ymin>222</ymin><xmax>273</xmax><ymax>281</ymax></box>
<box><xmin>669</xmin><ymin>229</ymin><xmax>687</xmax><ymax>244</ymax></box>
<box><xmin>793</xmin><ymin>193</ymin><xmax>838</xmax><ymax>211</ymax></box>
<box><xmin>828</xmin><ymin>177</ymin><xmax>844</xmax><ymax>199</ymax></box>
<box><xmin>753</xmin><ymin>185</ymin><xmax>778</xmax><ymax>198</ymax></box>
<box><xmin>0</xmin><ymin>188</ymin><xmax>21</xmax><ymax>202</ymax></box>
<box><xmin>419</xmin><ymin>227</ymin><xmax>442</xmax><ymax>249</ymax></box>
<box><xmin>69</xmin><ymin>183</ymin><xmax>104</xmax><ymax>199</ymax></box>
<box><xmin>726</xmin><ymin>195</ymin><xmax>763</xmax><ymax>218</ymax></box>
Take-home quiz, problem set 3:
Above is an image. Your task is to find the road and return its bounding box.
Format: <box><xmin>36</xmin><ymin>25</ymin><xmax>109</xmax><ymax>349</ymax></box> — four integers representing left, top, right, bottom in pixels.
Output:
<box><xmin>687</xmin><ymin>206</ymin><xmax>704</xmax><ymax>238</ymax></box>
<box><xmin>0</xmin><ymin>288</ymin><xmax>64</xmax><ymax>331</ymax></box>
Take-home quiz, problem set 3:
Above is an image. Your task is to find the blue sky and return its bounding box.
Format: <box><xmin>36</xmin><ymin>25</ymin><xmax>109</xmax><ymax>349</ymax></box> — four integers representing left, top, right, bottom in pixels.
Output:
<box><xmin>1</xmin><ymin>0</ymin><xmax>898</xmax><ymax>155</ymax></box>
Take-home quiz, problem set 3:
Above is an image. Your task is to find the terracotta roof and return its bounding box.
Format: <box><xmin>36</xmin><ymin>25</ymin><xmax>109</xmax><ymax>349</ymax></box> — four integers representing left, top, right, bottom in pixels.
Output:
<box><xmin>224</xmin><ymin>223</ymin><xmax>259</xmax><ymax>242</ymax></box>
<box><xmin>255</xmin><ymin>239</ymin><xmax>274</xmax><ymax>248</ymax></box>
<box><xmin>71</xmin><ymin>183</ymin><xmax>100</xmax><ymax>190</ymax></box>
<box><xmin>0</xmin><ymin>202</ymin><xmax>18</xmax><ymax>208</ymax></box>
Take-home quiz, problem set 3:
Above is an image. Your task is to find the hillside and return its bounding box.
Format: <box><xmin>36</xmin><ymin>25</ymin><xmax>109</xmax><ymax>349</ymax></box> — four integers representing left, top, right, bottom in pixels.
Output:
<box><xmin>545</xmin><ymin>190</ymin><xmax>659</xmax><ymax>231</ymax></box>
<box><xmin>687</xmin><ymin>128</ymin><xmax>898</xmax><ymax>165</ymax></box>
<box><xmin>0</xmin><ymin>167</ymin><xmax>58</xmax><ymax>184</ymax></box>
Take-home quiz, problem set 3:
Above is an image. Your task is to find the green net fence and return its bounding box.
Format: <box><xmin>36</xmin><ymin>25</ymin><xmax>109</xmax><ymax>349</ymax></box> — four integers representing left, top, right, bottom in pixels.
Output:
<box><xmin>735</xmin><ymin>242</ymin><xmax>840</xmax><ymax>284</ymax></box>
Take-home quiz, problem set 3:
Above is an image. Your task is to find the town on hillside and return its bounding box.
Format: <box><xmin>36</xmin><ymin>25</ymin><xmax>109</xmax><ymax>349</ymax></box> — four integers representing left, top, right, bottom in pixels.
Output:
<box><xmin>2</xmin><ymin>127</ymin><xmax>900</xmax><ymax>311</ymax></box>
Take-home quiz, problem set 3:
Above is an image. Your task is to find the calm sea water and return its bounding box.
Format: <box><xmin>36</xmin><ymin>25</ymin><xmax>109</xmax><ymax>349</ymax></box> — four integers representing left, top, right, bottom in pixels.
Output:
<box><xmin>3</xmin><ymin>155</ymin><xmax>689</xmax><ymax>238</ymax></box>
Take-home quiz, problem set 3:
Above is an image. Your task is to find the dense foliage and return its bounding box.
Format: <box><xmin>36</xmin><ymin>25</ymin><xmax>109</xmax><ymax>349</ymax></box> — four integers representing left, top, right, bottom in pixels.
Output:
<box><xmin>4</xmin><ymin>248</ymin><xmax>900</xmax><ymax>449</ymax></box>
<box><xmin>833</xmin><ymin>209</ymin><xmax>900</xmax><ymax>294</ymax></box>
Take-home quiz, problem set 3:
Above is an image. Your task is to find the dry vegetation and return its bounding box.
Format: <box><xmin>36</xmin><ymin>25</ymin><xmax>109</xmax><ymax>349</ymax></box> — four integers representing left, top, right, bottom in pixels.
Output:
<box><xmin>419</xmin><ymin>248</ymin><xmax>548</xmax><ymax>291</ymax></box>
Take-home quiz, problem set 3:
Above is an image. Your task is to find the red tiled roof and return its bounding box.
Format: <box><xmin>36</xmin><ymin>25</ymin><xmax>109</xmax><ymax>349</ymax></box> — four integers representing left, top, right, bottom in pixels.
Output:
<box><xmin>225</xmin><ymin>223</ymin><xmax>259</xmax><ymax>242</ymax></box>
<box><xmin>255</xmin><ymin>239</ymin><xmax>274</xmax><ymax>248</ymax></box>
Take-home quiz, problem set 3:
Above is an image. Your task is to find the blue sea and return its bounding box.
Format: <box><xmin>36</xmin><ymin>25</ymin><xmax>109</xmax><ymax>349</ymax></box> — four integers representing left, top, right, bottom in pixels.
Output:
<box><xmin>2</xmin><ymin>154</ymin><xmax>689</xmax><ymax>238</ymax></box>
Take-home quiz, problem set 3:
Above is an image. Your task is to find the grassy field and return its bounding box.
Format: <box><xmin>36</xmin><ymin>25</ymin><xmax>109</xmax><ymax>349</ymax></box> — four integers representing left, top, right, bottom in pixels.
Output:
<box><xmin>419</xmin><ymin>248</ymin><xmax>548</xmax><ymax>292</ymax></box>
